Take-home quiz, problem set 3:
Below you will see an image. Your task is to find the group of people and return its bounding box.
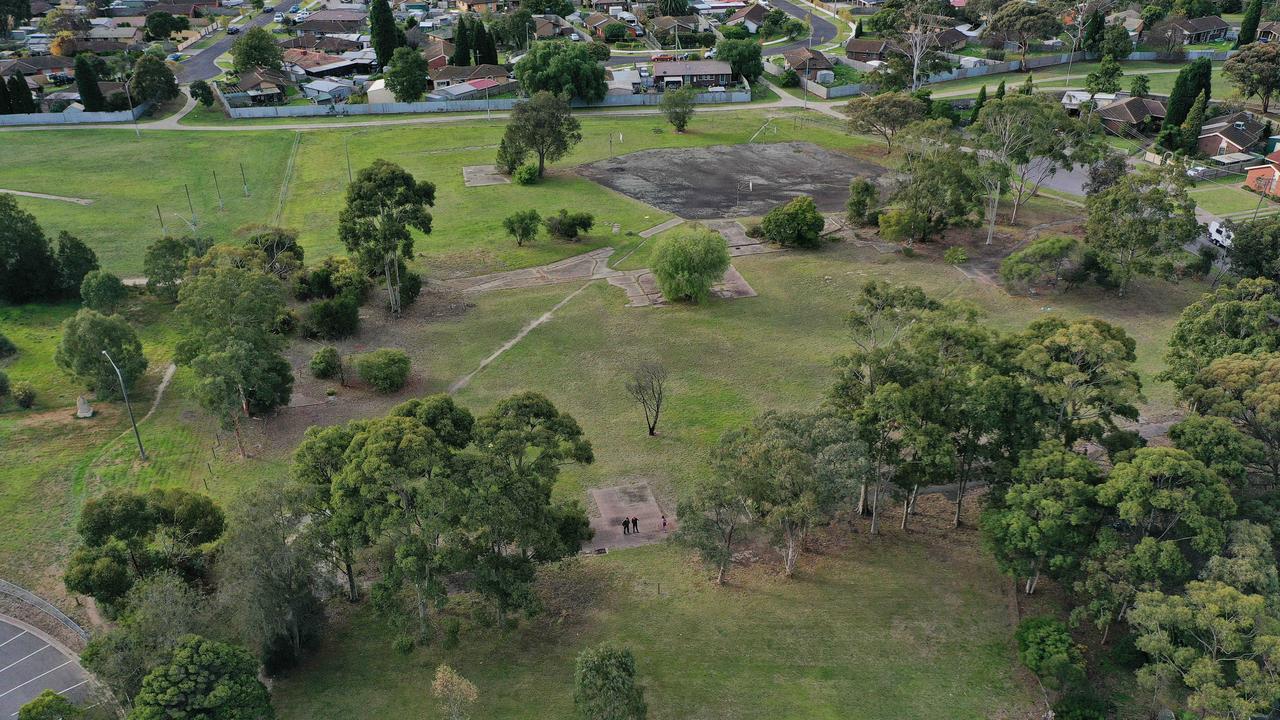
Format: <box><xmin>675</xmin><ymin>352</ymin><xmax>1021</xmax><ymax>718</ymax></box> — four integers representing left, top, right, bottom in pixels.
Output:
<box><xmin>620</xmin><ymin>515</ymin><xmax>668</xmax><ymax>536</ymax></box>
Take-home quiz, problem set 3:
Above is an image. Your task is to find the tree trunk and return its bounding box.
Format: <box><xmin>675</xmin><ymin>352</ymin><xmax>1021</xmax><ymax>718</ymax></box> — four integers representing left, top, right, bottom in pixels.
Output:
<box><xmin>537</xmin><ymin>150</ymin><xmax>546</xmax><ymax>177</ymax></box>
<box><xmin>783</xmin><ymin>528</ymin><xmax>798</xmax><ymax>577</ymax></box>
<box><xmin>383</xmin><ymin>258</ymin><xmax>399</xmax><ymax>316</ymax></box>
<box><xmin>908</xmin><ymin>484</ymin><xmax>919</xmax><ymax>515</ymax></box>
<box><xmin>856</xmin><ymin>481</ymin><xmax>868</xmax><ymax>516</ymax></box>
<box><xmin>717</xmin><ymin>525</ymin><xmax>734</xmax><ymax>585</ymax></box>
<box><xmin>986</xmin><ymin>193</ymin><xmax>1000</xmax><ymax>245</ymax></box>
<box><xmin>1024</xmin><ymin>557</ymin><xmax>1041</xmax><ymax>595</ymax></box>
<box><xmin>952</xmin><ymin>478</ymin><xmax>966</xmax><ymax>528</ymax></box>
<box><xmin>343</xmin><ymin>551</ymin><xmax>358</xmax><ymax>602</ymax></box>
<box><xmin>232</xmin><ymin>413</ymin><xmax>246</xmax><ymax>458</ymax></box>
<box><xmin>900</xmin><ymin>493</ymin><xmax>910</xmax><ymax>531</ymax></box>
<box><xmin>414</xmin><ymin>583</ymin><xmax>428</xmax><ymax>640</ymax></box>
<box><xmin>869</xmin><ymin>479</ymin><xmax>881</xmax><ymax>535</ymax></box>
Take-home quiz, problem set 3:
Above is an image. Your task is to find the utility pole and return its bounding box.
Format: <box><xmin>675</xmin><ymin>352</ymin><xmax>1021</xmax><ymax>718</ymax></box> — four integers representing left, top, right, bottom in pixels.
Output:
<box><xmin>103</xmin><ymin>350</ymin><xmax>146</xmax><ymax>461</ymax></box>
<box><xmin>184</xmin><ymin>183</ymin><xmax>197</xmax><ymax>226</ymax></box>
<box><xmin>213</xmin><ymin>169</ymin><xmax>224</xmax><ymax>210</ymax></box>
<box><xmin>240</xmin><ymin>162</ymin><xmax>250</xmax><ymax>197</ymax></box>
<box><xmin>124</xmin><ymin>82</ymin><xmax>141</xmax><ymax>140</ymax></box>
<box><xmin>156</xmin><ymin>204</ymin><xmax>166</xmax><ymax>235</ymax></box>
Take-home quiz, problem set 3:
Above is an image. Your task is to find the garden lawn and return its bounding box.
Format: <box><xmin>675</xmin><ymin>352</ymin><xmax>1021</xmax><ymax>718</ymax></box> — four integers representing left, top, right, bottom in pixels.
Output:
<box><xmin>1190</xmin><ymin>184</ymin><xmax>1273</xmax><ymax>216</ymax></box>
<box><xmin>273</xmin><ymin>539</ymin><xmax>1033</xmax><ymax>720</ymax></box>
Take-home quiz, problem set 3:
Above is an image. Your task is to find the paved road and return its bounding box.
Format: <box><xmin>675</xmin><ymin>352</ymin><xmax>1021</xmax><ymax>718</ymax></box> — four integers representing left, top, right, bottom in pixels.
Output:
<box><xmin>768</xmin><ymin>0</ymin><xmax>838</xmax><ymax>55</ymax></box>
<box><xmin>177</xmin><ymin>0</ymin><xmax>293</xmax><ymax>83</ymax></box>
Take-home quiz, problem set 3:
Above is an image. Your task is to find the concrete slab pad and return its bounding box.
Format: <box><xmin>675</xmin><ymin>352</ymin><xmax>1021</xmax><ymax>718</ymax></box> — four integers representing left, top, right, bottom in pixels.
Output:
<box><xmin>585</xmin><ymin>483</ymin><xmax>675</xmax><ymax>552</ymax></box>
<box><xmin>461</xmin><ymin>165</ymin><xmax>510</xmax><ymax>187</ymax></box>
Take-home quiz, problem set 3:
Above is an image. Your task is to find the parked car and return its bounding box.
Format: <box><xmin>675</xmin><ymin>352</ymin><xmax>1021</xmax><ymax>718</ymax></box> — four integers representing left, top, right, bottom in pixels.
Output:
<box><xmin>1208</xmin><ymin>220</ymin><xmax>1234</xmax><ymax>248</ymax></box>
<box><xmin>274</xmin><ymin>12</ymin><xmax>284</xmax><ymax>21</ymax></box>
<box><xmin>226</xmin><ymin>24</ymin><xmax>241</xmax><ymax>33</ymax></box>
<box><xmin>1186</xmin><ymin>165</ymin><xmax>1210</xmax><ymax>179</ymax></box>
<box><xmin>166</xmin><ymin>52</ymin><xmax>183</xmax><ymax>61</ymax></box>
<box><xmin>297</xmin><ymin>9</ymin><xmax>311</xmax><ymax>18</ymax></box>
<box><xmin>289</xmin><ymin>4</ymin><xmax>300</xmax><ymax>11</ymax></box>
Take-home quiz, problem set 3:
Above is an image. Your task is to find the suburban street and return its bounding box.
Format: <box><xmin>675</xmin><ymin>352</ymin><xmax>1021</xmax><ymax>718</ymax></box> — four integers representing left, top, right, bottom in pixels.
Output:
<box><xmin>768</xmin><ymin>0</ymin><xmax>838</xmax><ymax>55</ymax></box>
<box><xmin>177</xmin><ymin>0</ymin><xmax>294</xmax><ymax>83</ymax></box>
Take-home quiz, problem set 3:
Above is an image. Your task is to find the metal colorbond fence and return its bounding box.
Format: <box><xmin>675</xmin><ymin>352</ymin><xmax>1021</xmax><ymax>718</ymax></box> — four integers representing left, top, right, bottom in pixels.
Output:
<box><xmin>224</xmin><ymin>89</ymin><xmax>752</xmax><ymax>119</ymax></box>
<box><xmin>0</xmin><ymin>102</ymin><xmax>150</xmax><ymax>126</ymax></box>
<box><xmin>0</xmin><ymin>579</ymin><xmax>90</xmax><ymax>642</ymax></box>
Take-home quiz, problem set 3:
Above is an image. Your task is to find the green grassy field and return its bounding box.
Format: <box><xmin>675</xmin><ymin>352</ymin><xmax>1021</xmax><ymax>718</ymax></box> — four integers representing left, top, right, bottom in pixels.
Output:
<box><xmin>924</xmin><ymin>60</ymin><xmax>1227</xmax><ymax>100</ymax></box>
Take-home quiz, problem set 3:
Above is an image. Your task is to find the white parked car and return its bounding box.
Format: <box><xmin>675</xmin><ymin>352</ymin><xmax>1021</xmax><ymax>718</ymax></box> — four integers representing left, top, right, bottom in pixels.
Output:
<box><xmin>1186</xmin><ymin>165</ymin><xmax>1211</xmax><ymax>179</ymax></box>
<box><xmin>273</xmin><ymin>12</ymin><xmax>284</xmax><ymax>21</ymax></box>
<box><xmin>297</xmin><ymin>9</ymin><xmax>311</xmax><ymax>19</ymax></box>
<box><xmin>1208</xmin><ymin>220</ymin><xmax>1234</xmax><ymax>248</ymax></box>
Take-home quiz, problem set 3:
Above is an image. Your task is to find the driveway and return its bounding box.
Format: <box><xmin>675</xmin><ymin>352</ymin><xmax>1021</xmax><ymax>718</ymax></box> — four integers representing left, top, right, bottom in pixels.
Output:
<box><xmin>177</xmin><ymin>0</ymin><xmax>295</xmax><ymax>83</ymax></box>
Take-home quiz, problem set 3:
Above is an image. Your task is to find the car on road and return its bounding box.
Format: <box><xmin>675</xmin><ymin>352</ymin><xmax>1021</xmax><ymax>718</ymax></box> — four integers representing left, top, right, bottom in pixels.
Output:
<box><xmin>289</xmin><ymin>4</ymin><xmax>300</xmax><ymax>11</ymax></box>
<box><xmin>166</xmin><ymin>52</ymin><xmax>184</xmax><ymax>61</ymax></box>
<box><xmin>297</xmin><ymin>9</ymin><xmax>310</xmax><ymax>18</ymax></box>
<box><xmin>226</xmin><ymin>24</ymin><xmax>241</xmax><ymax>33</ymax></box>
<box><xmin>1208</xmin><ymin>220</ymin><xmax>1234</xmax><ymax>248</ymax></box>
<box><xmin>274</xmin><ymin>12</ymin><xmax>284</xmax><ymax>21</ymax></box>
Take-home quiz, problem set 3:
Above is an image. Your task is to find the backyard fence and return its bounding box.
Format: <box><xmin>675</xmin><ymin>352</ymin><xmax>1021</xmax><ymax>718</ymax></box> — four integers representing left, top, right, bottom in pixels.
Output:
<box><xmin>0</xmin><ymin>101</ymin><xmax>151</xmax><ymax>126</ymax></box>
<box><xmin>0</xmin><ymin>579</ymin><xmax>90</xmax><ymax>643</ymax></box>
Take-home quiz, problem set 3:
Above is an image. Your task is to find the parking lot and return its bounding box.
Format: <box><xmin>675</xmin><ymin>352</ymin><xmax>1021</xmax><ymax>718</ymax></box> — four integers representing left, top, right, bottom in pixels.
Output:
<box><xmin>0</xmin><ymin>616</ymin><xmax>90</xmax><ymax>717</ymax></box>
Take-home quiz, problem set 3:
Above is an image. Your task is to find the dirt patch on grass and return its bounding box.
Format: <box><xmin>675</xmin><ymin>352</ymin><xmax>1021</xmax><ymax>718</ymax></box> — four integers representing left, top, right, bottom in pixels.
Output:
<box><xmin>578</xmin><ymin>142</ymin><xmax>884</xmax><ymax>219</ymax></box>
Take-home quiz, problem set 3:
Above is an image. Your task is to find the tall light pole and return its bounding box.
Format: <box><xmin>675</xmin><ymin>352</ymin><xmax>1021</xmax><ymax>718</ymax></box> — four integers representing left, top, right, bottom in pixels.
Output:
<box><xmin>102</xmin><ymin>350</ymin><xmax>146</xmax><ymax>461</ymax></box>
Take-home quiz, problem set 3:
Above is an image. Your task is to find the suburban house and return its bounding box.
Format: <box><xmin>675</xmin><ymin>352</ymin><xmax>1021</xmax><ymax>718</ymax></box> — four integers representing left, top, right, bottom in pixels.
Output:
<box><xmin>1060</xmin><ymin>89</ymin><xmax>1118</xmax><ymax>112</ymax></box>
<box><xmin>428</xmin><ymin>63</ymin><xmax>510</xmax><ymax>88</ymax></box>
<box><xmin>1150</xmin><ymin>15</ymin><xmax>1229</xmax><ymax>45</ymax></box>
<box><xmin>1243</xmin><ymin>150</ymin><xmax>1280</xmax><ymax>196</ymax></box>
<box><xmin>429</xmin><ymin>76</ymin><xmax>515</xmax><ymax>100</ymax></box>
<box><xmin>926</xmin><ymin>27</ymin><xmax>967</xmax><ymax>51</ymax></box>
<box><xmin>783</xmin><ymin>47</ymin><xmax>833</xmax><ymax>80</ymax></box>
<box><xmin>54</xmin><ymin>38</ymin><xmax>128</xmax><ymax>54</ymax></box>
<box><xmin>534</xmin><ymin>14</ymin><xmax>576</xmax><ymax>39</ymax></box>
<box><xmin>652</xmin><ymin>59</ymin><xmax>734</xmax><ymax>89</ymax></box>
<box><xmin>282</xmin><ymin>48</ymin><xmax>348</xmax><ymax>78</ymax></box>
<box><xmin>293</xmin><ymin>17</ymin><xmax>366</xmax><ymax>36</ymax></box>
<box><xmin>0</xmin><ymin>54</ymin><xmax>76</xmax><ymax>79</ymax></box>
<box><xmin>585</xmin><ymin>12</ymin><xmax>633</xmax><ymax>39</ymax></box>
<box><xmin>589</xmin><ymin>0</ymin><xmax>628</xmax><ymax>12</ymax></box>
<box><xmin>419</xmin><ymin>36</ymin><xmax>455</xmax><ymax>69</ymax></box>
<box><xmin>844</xmin><ymin>37</ymin><xmax>890</xmax><ymax>62</ymax></box>
<box><xmin>221</xmin><ymin>67</ymin><xmax>295</xmax><ymax>106</ymax></box>
<box><xmin>1198</xmin><ymin>112</ymin><xmax>1266</xmax><ymax>156</ymax></box>
<box><xmin>301</xmin><ymin>78</ymin><xmax>356</xmax><ymax>103</ymax></box>
<box><xmin>41</xmin><ymin>81</ymin><xmax>125</xmax><ymax>111</ymax></box>
<box><xmin>606</xmin><ymin>67</ymin><xmax>646</xmax><ymax>94</ymax></box>
<box><xmin>650</xmin><ymin>15</ymin><xmax>703</xmax><ymax>36</ymax></box>
<box><xmin>85</xmin><ymin>25</ymin><xmax>145</xmax><ymax>45</ymax></box>
<box><xmin>724</xmin><ymin>3</ymin><xmax>767</xmax><ymax>33</ymax></box>
<box><xmin>1094</xmin><ymin>96</ymin><xmax>1166</xmax><ymax>134</ymax></box>
<box><xmin>1258</xmin><ymin>20</ymin><xmax>1280</xmax><ymax>42</ymax></box>
<box><xmin>279</xmin><ymin>33</ymin><xmax>364</xmax><ymax>53</ymax></box>
<box><xmin>1108</xmin><ymin>9</ymin><xmax>1145</xmax><ymax>38</ymax></box>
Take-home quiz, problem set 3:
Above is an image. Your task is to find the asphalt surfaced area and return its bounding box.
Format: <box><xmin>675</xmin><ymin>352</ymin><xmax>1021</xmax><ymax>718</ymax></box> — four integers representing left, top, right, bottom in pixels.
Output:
<box><xmin>0</xmin><ymin>616</ymin><xmax>91</xmax><ymax>716</ymax></box>
<box><xmin>577</xmin><ymin>142</ymin><xmax>883</xmax><ymax>219</ymax></box>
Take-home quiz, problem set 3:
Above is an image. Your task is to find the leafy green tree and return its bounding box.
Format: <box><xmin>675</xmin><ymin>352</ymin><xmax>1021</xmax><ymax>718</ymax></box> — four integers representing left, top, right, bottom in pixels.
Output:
<box><xmin>215</xmin><ymin>481</ymin><xmax>325</xmax><ymax>674</ymax></box>
<box><xmin>130</xmin><ymin>635</ymin><xmax>275</xmax><ymax>720</ymax></box>
<box><xmin>659</xmin><ymin>84</ymin><xmax>696</xmax><ymax>132</ymax></box>
<box><xmin>1099</xmin><ymin>24</ymin><xmax>1133</xmax><ymax>61</ymax></box>
<box><xmin>675</xmin><ymin>471</ymin><xmax>750</xmax><ymax>585</ymax></box>
<box><xmin>1225</xmin><ymin>41</ymin><xmax>1280</xmax><ymax>113</ymax></box>
<box><xmin>451</xmin><ymin>15</ymin><xmax>473</xmax><ymax>65</ymax></box>
<box><xmin>574</xmin><ymin>644</ymin><xmax>647</xmax><ymax>720</ymax></box>
<box><xmin>1180</xmin><ymin>90</ymin><xmax>1208</xmax><ymax>153</ymax></box>
<box><xmin>369</xmin><ymin>0</ymin><xmax>402</xmax><ymax>68</ymax></box>
<box><xmin>17</xmin><ymin>690</ymin><xmax>82</xmax><ymax>720</ymax></box>
<box><xmin>356</xmin><ymin>348</ymin><xmax>411</xmax><ymax>393</ymax></box>
<box><xmin>80</xmin><ymin>271</ymin><xmax>127</xmax><ymax>314</ymax></box>
<box><xmin>474</xmin><ymin>21</ymin><xmax>498</xmax><ymax>65</ymax></box>
<box><xmin>985</xmin><ymin>0</ymin><xmax>1062</xmax><ymax>63</ymax></box>
<box><xmin>514</xmin><ymin>41</ymin><xmax>606</xmax><ymax>102</ymax></box>
<box><xmin>12</xmin><ymin>381</ymin><xmax>35</xmax><ymax>409</ymax></box>
<box><xmin>1014</xmin><ymin>617</ymin><xmax>1085</xmax><ymax>689</ymax></box>
<box><xmin>142</xmin><ymin>235</ymin><xmax>190</xmax><ymax>302</ymax></box>
<box><xmin>650</xmin><ymin>228</ymin><xmax>729</xmax><ymax>303</ymax></box>
<box><xmin>1163</xmin><ymin>278</ymin><xmax>1280</xmax><ymax>392</ymax></box>
<box><xmin>338</xmin><ymin>159</ymin><xmax>435</xmax><ymax>315</ymax></box>
<box><xmin>844</xmin><ymin>91</ymin><xmax>925</xmax><ymax>151</ymax></box>
<box><xmin>231</xmin><ymin>25</ymin><xmax>283</xmax><ymax>72</ymax></box>
<box><xmin>75</xmin><ymin>53</ymin><xmax>106</xmax><ymax>111</ymax></box>
<box><xmin>309</xmin><ymin>346</ymin><xmax>343</xmax><ymax>382</ymax></box>
<box><xmin>968</xmin><ymin>84</ymin><xmax>987</xmax><ymax>125</ymax></box>
<box><xmin>1098</xmin><ymin>447</ymin><xmax>1236</xmax><ymax>555</ymax></box>
<box><xmin>501</xmin><ymin>91</ymin><xmax>582</xmax><ymax>177</ymax></box>
<box><xmin>1164</xmin><ymin>57</ymin><xmax>1212</xmax><ymax>130</ymax></box>
<box><xmin>890</xmin><ymin>146</ymin><xmax>981</xmax><ymax>241</ymax></box>
<box><xmin>1171</xmin><ymin>414</ymin><xmax>1265</xmax><ymax>489</ymax></box>
<box><xmin>432</xmin><ymin>665</ymin><xmax>479</xmax><ymax>720</ymax></box>
<box><xmin>1085</xmin><ymin>54</ymin><xmax>1123</xmax><ymax>95</ymax></box>
<box><xmin>760</xmin><ymin>196</ymin><xmax>825</xmax><ymax>249</ymax></box>
<box><xmin>143</xmin><ymin>11</ymin><xmax>187</xmax><ymax>40</ymax></box>
<box><xmin>1228</xmin><ymin>215</ymin><xmax>1280</xmax><ymax>280</ymax></box>
<box><xmin>1203</xmin><ymin>521</ymin><xmax>1280</xmax><ymax>599</ymax></box>
<box><xmin>7</xmin><ymin>73</ymin><xmax>37</xmax><ymax>114</ymax></box>
<box><xmin>290</xmin><ymin>420</ymin><xmax>369</xmax><ymax>601</ymax></box>
<box><xmin>53</xmin><ymin>231</ymin><xmax>98</xmax><ymax>299</ymax></box>
<box><xmin>55</xmin><ymin>309</ymin><xmax>147</xmax><ymax>400</ymax></box>
<box><xmin>1129</xmin><ymin>73</ymin><xmax>1150</xmax><ymax>98</ymax></box>
<box><xmin>385</xmin><ymin>45</ymin><xmax>429</xmax><ymax>102</ymax></box>
<box><xmin>1238</xmin><ymin>0</ymin><xmax>1263</xmax><ymax>46</ymax></box>
<box><xmin>190</xmin><ymin>79</ymin><xmax>214</xmax><ymax>107</ymax></box>
<box><xmin>129</xmin><ymin>53</ymin><xmax>178</xmax><ymax>105</ymax></box>
<box><xmin>714</xmin><ymin>38</ymin><xmax>763</xmax><ymax>82</ymax></box>
<box><xmin>503</xmin><ymin>209</ymin><xmax>541</xmax><ymax>246</ymax></box>
<box><xmin>0</xmin><ymin>76</ymin><xmax>11</xmax><ymax>114</ymax></box>
<box><xmin>1129</xmin><ymin>581</ymin><xmax>1280</xmax><ymax>720</ymax></box>
<box><xmin>1016</xmin><ymin>316</ymin><xmax>1142</xmax><ymax>445</ymax></box>
<box><xmin>657</xmin><ymin>0</ymin><xmax>688</xmax><ymax>15</ymax></box>
<box><xmin>1083</xmin><ymin>164</ymin><xmax>1200</xmax><ymax>295</ymax></box>
<box><xmin>999</xmin><ymin>235</ymin><xmax>1078</xmax><ymax>290</ymax></box>
<box><xmin>1183</xmin><ymin>352</ymin><xmax>1280</xmax><ymax>486</ymax></box>
<box><xmin>1080</xmin><ymin>9</ymin><xmax>1105</xmax><ymax>52</ymax></box>
<box><xmin>0</xmin><ymin>194</ymin><xmax>57</xmax><ymax>303</ymax></box>
<box><xmin>981</xmin><ymin>442</ymin><xmax>1102</xmax><ymax>594</ymax></box>
<box><xmin>0</xmin><ymin>0</ymin><xmax>33</xmax><ymax>38</ymax></box>
<box><xmin>846</xmin><ymin>178</ymin><xmax>878</xmax><ymax>225</ymax></box>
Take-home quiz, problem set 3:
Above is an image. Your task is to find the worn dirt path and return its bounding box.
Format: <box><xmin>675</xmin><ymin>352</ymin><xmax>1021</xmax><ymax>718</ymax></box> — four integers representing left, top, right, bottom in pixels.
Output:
<box><xmin>0</xmin><ymin>189</ymin><xmax>94</xmax><ymax>205</ymax></box>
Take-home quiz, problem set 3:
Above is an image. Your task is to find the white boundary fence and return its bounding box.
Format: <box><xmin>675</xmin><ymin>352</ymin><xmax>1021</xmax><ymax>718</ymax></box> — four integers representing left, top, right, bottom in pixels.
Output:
<box><xmin>0</xmin><ymin>579</ymin><xmax>90</xmax><ymax>642</ymax></box>
<box><xmin>0</xmin><ymin>101</ymin><xmax>151</xmax><ymax>127</ymax></box>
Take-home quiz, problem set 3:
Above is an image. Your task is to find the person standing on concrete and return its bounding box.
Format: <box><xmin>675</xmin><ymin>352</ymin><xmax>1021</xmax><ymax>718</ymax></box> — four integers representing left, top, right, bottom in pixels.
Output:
<box><xmin>621</xmin><ymin>518</ymin><xmax>630</xmax><ymax>535</ymax></box>
<box><xmin>631</xmin><ymin>516</ymin><xmax>639</xmax><ymax>534</ymax></box>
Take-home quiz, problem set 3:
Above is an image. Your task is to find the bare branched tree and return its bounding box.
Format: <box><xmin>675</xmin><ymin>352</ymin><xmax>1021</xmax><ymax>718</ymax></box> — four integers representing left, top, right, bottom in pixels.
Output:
<box><xmin>625</xmin><ymin>361</ymin><xmax>668</xmax><ymax>436</ymax></box>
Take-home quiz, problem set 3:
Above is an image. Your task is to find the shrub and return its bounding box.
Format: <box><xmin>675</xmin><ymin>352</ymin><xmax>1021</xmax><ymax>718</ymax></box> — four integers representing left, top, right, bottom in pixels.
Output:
<box><xmin>13</xmin><ymin>381</ymin><xmax>35</xmax><ymax>409</ymax></box>
<box><xmin>761</xmin><ymin>196</ymin><xmax>825</xmax><ymax>248</ymax></box>
<box><xmin>357</xmin><ymin>349</ymin><xmax>411</xmax><ymax>393</ymax></box>
<box><xmin>603</xmin><ymin>22</ymin><xmax>628</xmax><ymax>42</ymax></box>
<box><xmin>943</xmin><ymin>247</ymin><xmax>969</xmax><ymax>265</ymax></box>
<box><xmin>305</xmin><ymin>290</ymin><xmax>360</xmax><ymax>340</ymax></box>
<box><xmin>744</xmin><ymin>223</ymin><xmax>763</xmax><ymax>239</ymax></box>
<box><xmin>544</xmin><ymin>209</ymin><xmax>595</xmax><ymax>241</ymax></box>
<box><xmin>846</xmin><ymin>178</ymin><xmax>878</xmax><ymax>225</ymax></box>
<box><xmin>877</xmin><ymin>207</ymin><xmax>927</xmax><ymax>243</ymax></box>
<box><xmin>780</xmin><ymin>68</ymin><xmax>800</xmax><ymax>87</ymax></box>
<box><xmin>293</xmin><ymin>257</ymin><xmax>368</xmax><ymax>301</ymax></box>
<box><xmin>310</xmin><ymin>346</ymin><xmax>343</xmax><ymax>381</ymax></box>
<box><xmin>0</xmin><ymin>371</ymin><xmax>9</xmax><ymax>401</ymax></box>
<box><xmin>80</xmin><ymin>270</ymin><xmax>128</xmax><ymax>314</ymax></box>
<box><xmin>397</xmin><ymin>270</ymin><xmax>422</xmax><ymax>311</ymax></box>
<box><xmin>651</xmin><ymin>229</ymin><xmax>731</xmax><ymax>303</ymax></box>
<box><xmin>392</xmin><ymin>636</ymin><xmax>414</xmax><ymax>654</ymax></box>
<box><xmin>985</xmin><ymin>47</ymin><xmax>1005</xmax><ymax>60</ymax></box>
<box><xmin>513</xmin><ymin>164</ymin><xmax>539</xmax><ymax>185</ymax></box>
<box><xmin>0</xmin><ymin>332</ymin><xmax>15</xmax><ymax>360</ymax></box>
<box><xmin>1014</xmin><ymin>617</ymin><xmax>1084</xmax><ymax>689</ymax></box>
<box><xmin>504</xmin><ymin>209</ymin><xmax>542</xmax><ymax>246</ymax></box>
<box><xmin>442</xmin><ymin>617</ymin><xmax>461</xmax><ymax>650</ymax></box>
<box><xmin>1052</xmin><ymin>690</ymin><xmax>1110</xmax><ymax>720</ymax></box>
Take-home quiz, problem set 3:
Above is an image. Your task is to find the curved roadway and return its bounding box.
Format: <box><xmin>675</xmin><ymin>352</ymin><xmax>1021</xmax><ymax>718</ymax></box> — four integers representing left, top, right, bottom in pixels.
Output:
<box><xmin>177</xmin><ymin>0</ymin><xmax>295</xmax><ymax>83</ymax></box>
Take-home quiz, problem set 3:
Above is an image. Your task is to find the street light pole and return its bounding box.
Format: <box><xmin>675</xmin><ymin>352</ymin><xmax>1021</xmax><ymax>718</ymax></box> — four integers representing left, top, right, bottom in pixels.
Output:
<box><xmin>102</xmin><ymin>350</ymin><xmax>146</xmax><ymax>461</ymax></box>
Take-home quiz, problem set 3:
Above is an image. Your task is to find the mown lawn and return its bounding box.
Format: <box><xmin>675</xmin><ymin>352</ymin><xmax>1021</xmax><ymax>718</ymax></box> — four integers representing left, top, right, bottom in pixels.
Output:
<box><xmin>1190</xmin><ymin>184</ymin><xmax>1272</xmax><ymax>216</ymax></box>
